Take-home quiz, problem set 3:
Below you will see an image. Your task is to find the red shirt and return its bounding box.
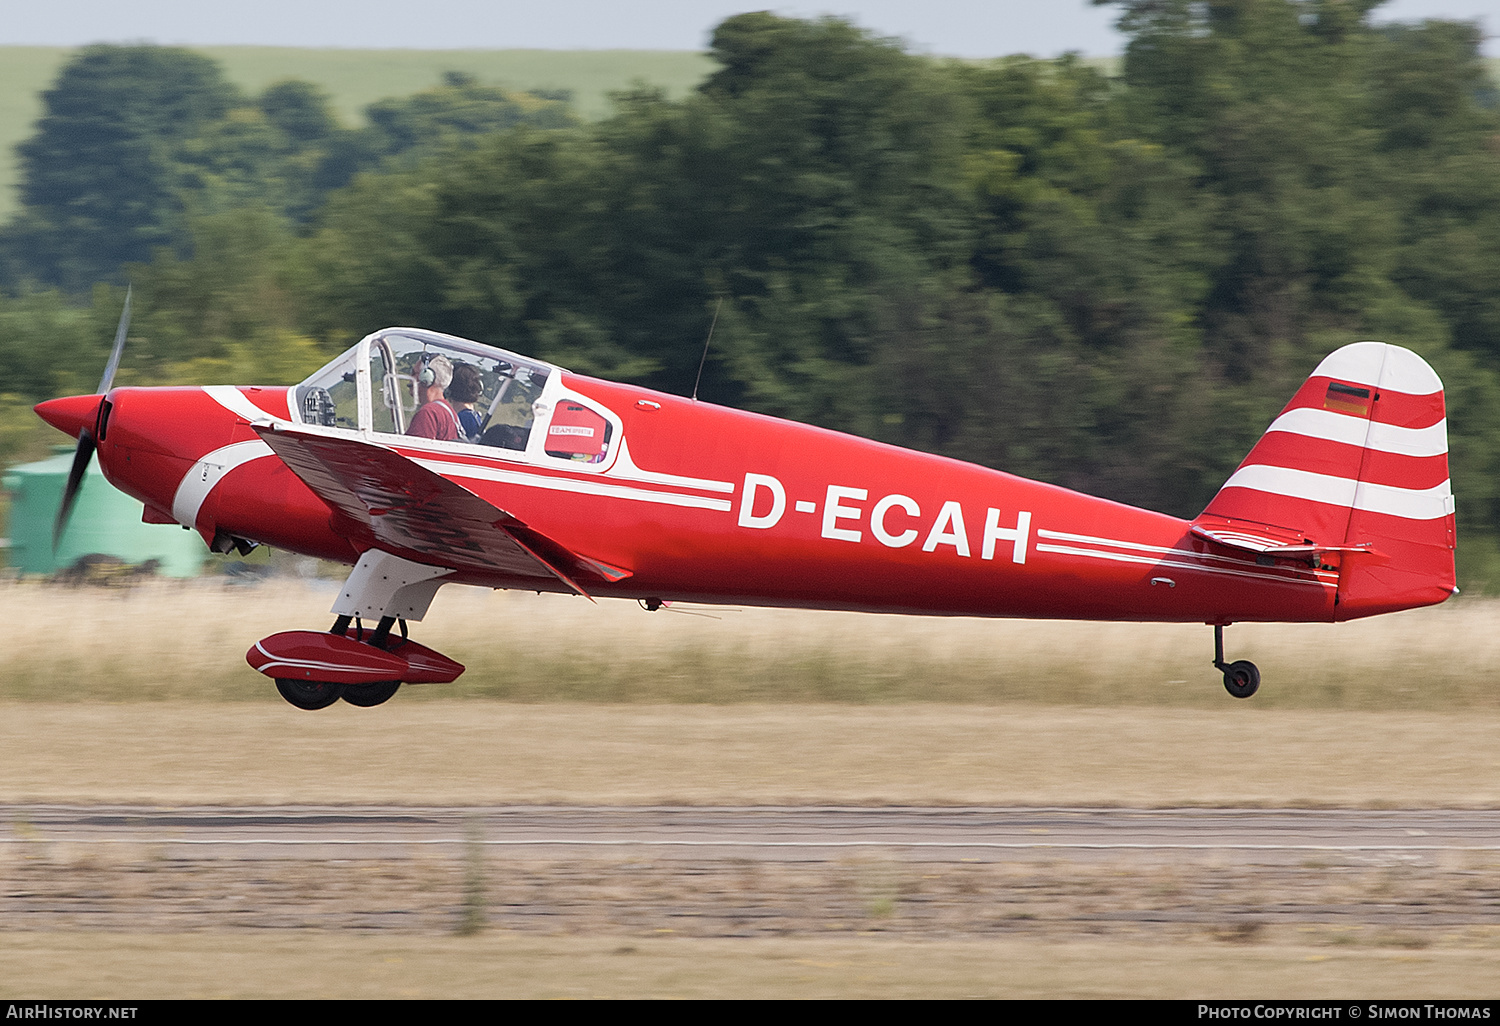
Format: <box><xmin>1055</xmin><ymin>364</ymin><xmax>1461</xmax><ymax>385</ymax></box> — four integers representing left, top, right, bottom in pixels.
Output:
<box><xmin>407</xmin><ymin>399</ymin><xmax>462</xmax><ymax>441</ymax></box>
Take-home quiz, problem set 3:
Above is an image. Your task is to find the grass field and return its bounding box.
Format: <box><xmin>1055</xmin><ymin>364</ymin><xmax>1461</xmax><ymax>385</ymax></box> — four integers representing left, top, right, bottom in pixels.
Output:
<box><xmin>0</xmin><ymin>580</ymin><xmax>1496</xmax><ymax>804</ymax></box>
<box><xmin>6</xmin><ymin>932</ymin><xmax>1500</xmax><ymax>999</ymax></box>
<box><xmin>3</xmin><ymin>577</ymin><xmax>1499</xmax><ymax>710</ymax></box>
<box><xmin>3</xmin><ymin>702</ymin><xmax>1499</xmax><ymax>806</ymax></box>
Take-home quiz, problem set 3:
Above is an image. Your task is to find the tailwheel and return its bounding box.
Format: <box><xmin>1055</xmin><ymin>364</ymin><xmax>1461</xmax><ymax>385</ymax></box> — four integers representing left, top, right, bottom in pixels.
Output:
<box><xmin>1221</xmin><ymin>660</ymin><xmax>1260</xmax><ymax>700</ymax></box>
<box><xmin>275</xmin><ymin>678</ymin><xmax>345</xmax><ymax>710</ymax></box>
<box><xmin>1212</xmin><ymin>624</ymin><xmax>1260</xmax><ymax>699</ymax></box>
<box><xmin>342</xmin><ymin>680</ymin><xmax>402</xmax><ymax>707</ymax></box>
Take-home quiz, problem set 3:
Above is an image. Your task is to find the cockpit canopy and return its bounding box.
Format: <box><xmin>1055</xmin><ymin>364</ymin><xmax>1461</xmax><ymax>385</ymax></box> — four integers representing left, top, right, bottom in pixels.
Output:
<box><xmin>294</xmin><ymin>328</ymin><xmax>617</xmax><ymax>467</ymax></box>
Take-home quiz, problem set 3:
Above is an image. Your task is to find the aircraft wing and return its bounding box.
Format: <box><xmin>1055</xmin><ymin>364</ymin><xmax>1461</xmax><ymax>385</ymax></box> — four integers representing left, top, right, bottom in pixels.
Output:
<box><xmin>254</xmin><ymin>424</ymin><xmax>629</xmax><ymax>596</ymax></box>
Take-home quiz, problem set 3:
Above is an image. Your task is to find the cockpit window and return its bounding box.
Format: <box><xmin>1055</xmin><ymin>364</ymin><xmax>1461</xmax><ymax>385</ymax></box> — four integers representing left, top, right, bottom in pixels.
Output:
<box><xmin>544</xmin><ymin>401</ymin><xmax>613</xmax><ymax>462</ymax></box>
<box><xmin>295</xmin><ymin>352</ymin><xmax>358</xmax><ymax>429</ymax></box>
<box><xmin>368</xmin><ymin>332</ymin><xmax>551</xmax><ymax>449</ymax></box>
<box><xmin>296</xmin><ymin>329</ymin><xmax>565</xmax><ymax>457</ymax></box>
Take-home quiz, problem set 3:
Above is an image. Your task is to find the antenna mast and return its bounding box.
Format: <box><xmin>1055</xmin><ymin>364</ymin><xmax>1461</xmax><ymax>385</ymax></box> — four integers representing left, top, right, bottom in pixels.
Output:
<box><xmin>692</xmin><ymin>298</ymin><xmax>723</xmax><ymax>402</ymax></box>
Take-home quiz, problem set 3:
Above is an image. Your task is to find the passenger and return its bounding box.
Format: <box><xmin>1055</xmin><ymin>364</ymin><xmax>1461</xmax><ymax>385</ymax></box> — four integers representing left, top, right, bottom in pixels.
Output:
<box><xmin>448</xmin><ymin>363</ymin><xmax>484</xmax><ymax>441</ymax></box>
<box><xmin>406</xmin><ymin>354</ymin><xmax>462</xmax><ymax>440</ymax></box>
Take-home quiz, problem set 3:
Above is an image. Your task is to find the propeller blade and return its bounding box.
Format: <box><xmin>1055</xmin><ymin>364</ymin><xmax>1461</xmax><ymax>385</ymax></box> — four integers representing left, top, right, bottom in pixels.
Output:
<box><xmin>53</xmin><ymin>427</ymin><xmax>97</xmax><ymax>550</ymax></box>
<box><xmin>96</xmin><ymin>285</ymin><xmax>131</xmax><ymax>395</ymax></box>
<box><xmin>53</xmin><ymin>289</ymin><xmax>131</xmax><ymax>548</ymax></box>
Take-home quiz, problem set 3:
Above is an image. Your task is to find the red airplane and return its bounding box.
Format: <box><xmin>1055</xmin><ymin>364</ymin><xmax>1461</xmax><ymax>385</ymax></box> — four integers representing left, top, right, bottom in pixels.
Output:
<box><xmin>35</xmin><ymin>318</ymin><xmax>1456</xmax><ymax>709</ymax></box>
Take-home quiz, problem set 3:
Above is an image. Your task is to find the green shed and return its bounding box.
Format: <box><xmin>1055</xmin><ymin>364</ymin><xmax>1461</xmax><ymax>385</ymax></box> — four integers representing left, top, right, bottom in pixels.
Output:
<box><xmin>3</xmin><ymin>447</ymin><xmax>205</xmax><ymax>577</ymax></box>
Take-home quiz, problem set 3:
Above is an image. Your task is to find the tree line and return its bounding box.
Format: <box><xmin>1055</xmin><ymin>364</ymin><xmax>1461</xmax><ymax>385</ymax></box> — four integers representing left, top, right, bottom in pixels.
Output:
<box><xmin>4</xmin><ymin>1</ymin><xmax>1500</xmax><ymax>584</ymax></box>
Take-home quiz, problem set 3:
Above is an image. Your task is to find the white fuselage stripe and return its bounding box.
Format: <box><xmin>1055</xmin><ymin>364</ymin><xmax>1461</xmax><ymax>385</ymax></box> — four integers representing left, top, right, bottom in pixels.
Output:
<box><xmin>1034</xmin><ymin>528</ymin><xmax>1304</xmax><ymax>568</ymax></box>
<box><xmin>172</xmin><ymin>440</ymin><xmax>277</xmax><ymax>528</ymax></box>
<box><xmin>1222</xmin><ymin>464</ymin><xmax>1453</xmax><ymax>521</ymax></box>
<box><xmin>1036</xmin><ymin>529</ymin><xmax>1178</xmax><ymax>555</ymax></box>
<box><xmin>611</xmin><ymin>471</ymin><xmax>734</xmax><ymax>493</ymax></box>
<box><xmin>610</xmin><ymin>436</ymin><xmax>735</xmax><ymax>492</ymax></box>
<box><xmin>198</xmin><ymin>392</ymin><xmax>736</xmax><ymax>518</ymax></box>
<box><xmin>411</xmin><ymin>456</ymin><xmax>735</xmax><ymax>512</ymax></box>
<box><xmin>1267</xmin><ymin>407</ymin><xmax>1447</xmax><ymax>458</ymax></box>
<box><xmin>203</xmin><ymin>385</ymin><xmax>278</xmax><ymax>424</ymax></box>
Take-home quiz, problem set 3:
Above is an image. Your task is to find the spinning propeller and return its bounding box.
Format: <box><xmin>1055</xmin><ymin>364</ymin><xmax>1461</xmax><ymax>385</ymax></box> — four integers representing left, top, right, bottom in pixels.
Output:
<box><xmin>53</xmin><ymin>288</ymin><xmax>131</xmax><ymax>549</ymax></box>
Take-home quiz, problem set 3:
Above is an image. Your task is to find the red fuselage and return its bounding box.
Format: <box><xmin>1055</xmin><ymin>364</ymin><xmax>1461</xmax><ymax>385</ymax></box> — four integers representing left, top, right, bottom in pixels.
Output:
<box><xmin>68</xmin><ymin>376</ymin><xmax>1342</xmax><ymax>625</ymax></box>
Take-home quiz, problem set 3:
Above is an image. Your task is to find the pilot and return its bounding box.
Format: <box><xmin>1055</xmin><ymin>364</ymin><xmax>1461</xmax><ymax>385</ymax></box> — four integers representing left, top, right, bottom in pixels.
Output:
<box><xmin>406</xmin><ymin>354</ymin><xmax>462</xmax><ymax>440</ymax></box>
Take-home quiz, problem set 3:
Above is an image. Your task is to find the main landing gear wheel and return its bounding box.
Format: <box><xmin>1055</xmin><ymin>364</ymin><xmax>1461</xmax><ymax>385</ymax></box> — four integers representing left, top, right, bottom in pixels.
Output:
<box><xmin>275</xmin><ymin>678</ymin><xmax>345</xmax><ymax>710</ymax></box>
<box><xmin>1221</xmin><ymin>660</ymin><xmax>1261</xmax><ymax>700</ymax></box>
<box><xmin>341</xmin><ymin>680</ymin><xmax>401</xmax><ymax>707</ymax></box>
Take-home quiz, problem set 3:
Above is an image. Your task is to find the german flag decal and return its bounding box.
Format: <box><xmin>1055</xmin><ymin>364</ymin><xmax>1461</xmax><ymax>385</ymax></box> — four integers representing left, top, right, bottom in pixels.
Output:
<box><xmin>1323</xmin><ymin>381</ymin><xmax>1372</xmax><ymax>416</ymax></box>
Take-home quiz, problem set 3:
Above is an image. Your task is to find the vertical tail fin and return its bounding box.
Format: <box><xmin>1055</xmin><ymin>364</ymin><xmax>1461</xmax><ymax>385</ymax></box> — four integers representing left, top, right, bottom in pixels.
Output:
<box><xmin>1192</xmin><ymin>342</ymin><xmax>1456</xmax><ymax>619</ymax></box>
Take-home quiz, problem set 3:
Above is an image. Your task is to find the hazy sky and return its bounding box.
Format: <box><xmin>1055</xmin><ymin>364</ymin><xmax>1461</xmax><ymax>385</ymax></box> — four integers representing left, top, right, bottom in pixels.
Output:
<box><xmin>1</xmin><ymin>1</ymin><xmax>1494</xmax><ymax>57</ymax></box>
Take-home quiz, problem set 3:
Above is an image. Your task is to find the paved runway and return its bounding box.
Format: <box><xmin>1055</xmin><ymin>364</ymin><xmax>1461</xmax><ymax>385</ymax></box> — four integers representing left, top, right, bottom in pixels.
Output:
<box><xmin>5</xmin><ymin>805</ymin><xmax>1499</xmax><ymax>863</ymax></box>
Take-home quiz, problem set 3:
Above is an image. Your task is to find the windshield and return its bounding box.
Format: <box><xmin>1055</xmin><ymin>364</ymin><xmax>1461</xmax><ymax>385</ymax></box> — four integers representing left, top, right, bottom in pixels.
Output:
<box><xmin>296</xmin><ymin>328</ymin><xmax>554</xmax><ymax>450</ymax></box>
<box><xmin>371</xmin><ymin>332</ymin><xmax>550</xmax><ymax>447</ymax></box>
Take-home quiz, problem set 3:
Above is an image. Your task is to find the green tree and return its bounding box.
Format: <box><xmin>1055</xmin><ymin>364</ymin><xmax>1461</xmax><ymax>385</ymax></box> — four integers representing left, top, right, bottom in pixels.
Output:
<box><xmin>302</xmin><ymin>14</ymin><xmax>975</xmax><ymax>419</ymax></box>
<box><xmin>1</xmin><ymin>45</ymin><xmax>241</xmax><ymax>291</ymax></box>
<box><xmin>260</xmin><ymin>79</ymin><xmax>339</xmax><ymax>145</ymax></box>
<box><xmin>1373</xmin><ymin>21</ymin><xmax>1500</xmax><ymax>361</ymax></box>
<box><xmin>176</xmin><ymin>79</ymin><xmax>370</xmax><ymax>225</ymax></box>
<box><xmin>364</xmin><ymin>71</ymin><xmax>574</xmax><ymax>161</ymax></box>
<box><xmin>129</xmin><ymin>207</ymin><xmax>327</xmax><ymax>385</ymax></box>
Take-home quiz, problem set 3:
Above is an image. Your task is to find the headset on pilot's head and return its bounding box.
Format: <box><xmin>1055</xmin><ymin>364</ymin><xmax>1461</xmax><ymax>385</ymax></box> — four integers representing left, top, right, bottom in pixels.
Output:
<box><xmin>415</xmin><ymin>352</ymin><xmax>453</xmax><ymax>390</ymax></box>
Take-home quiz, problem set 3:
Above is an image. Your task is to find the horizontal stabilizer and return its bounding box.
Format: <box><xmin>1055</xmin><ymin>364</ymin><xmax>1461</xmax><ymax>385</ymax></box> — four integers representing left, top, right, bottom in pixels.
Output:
<box><xmin>1189</xmin><ymin>518</ymin><xmax>1380</xmax><ymax>565</ymax></box>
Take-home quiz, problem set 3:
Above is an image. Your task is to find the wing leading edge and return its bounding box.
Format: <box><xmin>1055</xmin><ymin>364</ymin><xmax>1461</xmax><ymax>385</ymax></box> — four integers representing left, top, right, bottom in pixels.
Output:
<box><xmin>254</xmin><ymin>424</ymin><xmax>631</xmax><ymax>597</ymax></box>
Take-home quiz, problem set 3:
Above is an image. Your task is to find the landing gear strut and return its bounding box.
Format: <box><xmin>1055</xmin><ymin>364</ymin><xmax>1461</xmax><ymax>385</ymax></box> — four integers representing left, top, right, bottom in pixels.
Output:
<box><xmin>247</xmin><ymin>551</ymin><xmax>465</xmax><ymax>711</ymax></box>
<box><xmin>1212</xmin><ymin>624</ymin><xmax>1260</xmax><ymax>699</ymax></box>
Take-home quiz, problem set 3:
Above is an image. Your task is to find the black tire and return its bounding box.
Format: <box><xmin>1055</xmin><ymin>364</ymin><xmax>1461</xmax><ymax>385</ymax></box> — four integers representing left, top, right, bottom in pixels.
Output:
<box><xmin>1222</xmin><ymin>660</ymin><xmax>1261</xmax><ymax>700</ymax></box>
<box><xmin>275</xmin><ymin>678</ymin><xmax>345</xmax><ymax>710</ymax></box>
<box><xmin>341</xmin><ymin>680</ymin><xmax>401</xmax><ymax>707</ymax></box>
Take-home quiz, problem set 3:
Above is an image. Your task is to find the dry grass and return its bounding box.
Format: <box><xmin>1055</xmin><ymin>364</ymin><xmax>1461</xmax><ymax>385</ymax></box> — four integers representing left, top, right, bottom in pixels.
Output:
<box><xmin>4</xmin><ymin>931</ymin><xmax>1500</xmax><ymax>999</ymax></box>
<box><xmin>3</xmin><ymin>577</ymin><xmax>1497</xmax><ymax>804</ymax></box>
<box><xmin>3</xmin><ymin>577</ymin><xmax>1500</xmax><ymax>709</ymax></box>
